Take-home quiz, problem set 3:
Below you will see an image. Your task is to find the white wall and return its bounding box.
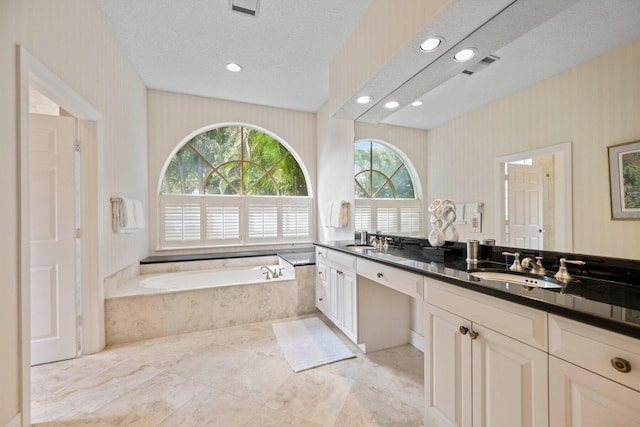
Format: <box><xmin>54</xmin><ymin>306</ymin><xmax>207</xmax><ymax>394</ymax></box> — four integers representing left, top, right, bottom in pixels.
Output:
<box><xmin>146</xmin><ymin>90</ymin><xmax>317</xmax><ymax>254</ymax></box>
<box><xmin>0</xmin><ymin>0</ymin><xmax>148</xmax><ymax>424</ymax></box>
<box><xmin>316</xmin><ymin>102</ymin><xmax>356</xmax><ymax>241</ymax></box>
<box><xmin>427</xmin><ymin>40</ymin><xmax>640</xmax><ymax>259</ymax></box>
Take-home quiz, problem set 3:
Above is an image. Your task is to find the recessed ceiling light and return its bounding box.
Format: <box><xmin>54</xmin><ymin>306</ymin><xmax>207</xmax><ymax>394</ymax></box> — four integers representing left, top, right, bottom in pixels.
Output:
<box><xmin>420</xmin><ymin>37</ymin><xmax>443</xmax><ymax>52</ymax></box>
<box><xmin>226</xmin><ymin>63</ymin><xmax>242</xmax><ymax>72</ymax></box>
<box><xmin>453</xmin><ymin>48</ymin><xmax>476</xmax><ymax>62</ymax></box>
<box><xmin>384</xmin><ymin>101</ymin><xmax>400</xmax><ymax>109</ymax></box>
<box><xmin>411</xmin><ymin>100</ymin><xmax>423</xmax><ymax>107</ymax></box>
<box><xmin>356</xmin><ymin>95</ymin><xmax>373</xmax><ymax>104</ymax></box>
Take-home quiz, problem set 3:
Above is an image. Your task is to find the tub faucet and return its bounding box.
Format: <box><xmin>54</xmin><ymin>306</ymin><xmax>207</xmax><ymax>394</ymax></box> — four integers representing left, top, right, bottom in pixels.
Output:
<box><xmin>260</xmin><ymin>266</ymin><xmax>276</xmax><ymax>279</ymax></box>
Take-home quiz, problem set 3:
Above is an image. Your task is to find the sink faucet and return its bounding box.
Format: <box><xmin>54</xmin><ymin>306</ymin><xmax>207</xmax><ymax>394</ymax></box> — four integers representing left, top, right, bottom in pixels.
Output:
<box><xmin>554</xmin><ymin>258</ymin><xmax>586</xmax><ymax>282</ymax></box>
<box><xmin>260</xmin><ymin>266</ymin><xmax>276</xmax><ymax>279</ymax></box>
<box><xmin>502</xmin><ymin>252</ymin><xmax>524</xmax><ymax>272</ymax></box>
<box><xmin>522</xmin><ymin>256</ymin><xmax>546</xmax><ymax>275</ymax></box>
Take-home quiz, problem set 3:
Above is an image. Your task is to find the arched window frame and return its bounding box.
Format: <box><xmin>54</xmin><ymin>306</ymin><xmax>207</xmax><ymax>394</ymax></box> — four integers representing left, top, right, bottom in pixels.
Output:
<box><xmin>354</xmin><ymin>139</ymin><xmax>423</xmax><ymax>236</ymax></box>
<box><xmin>158</xmin><ymin>123</ymin><xmax>313</xmax><ymax>249</ymax></box>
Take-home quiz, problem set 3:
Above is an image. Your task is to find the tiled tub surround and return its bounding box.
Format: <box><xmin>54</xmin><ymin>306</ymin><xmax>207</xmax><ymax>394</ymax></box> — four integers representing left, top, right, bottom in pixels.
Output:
<box><xmin>105</xmin><ymin>256</ymin><xmax>317</xmax><ymax>345</ymax></box>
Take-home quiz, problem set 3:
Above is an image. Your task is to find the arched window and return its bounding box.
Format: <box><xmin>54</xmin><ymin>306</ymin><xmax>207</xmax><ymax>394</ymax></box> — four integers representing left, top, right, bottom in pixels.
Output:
<box><xmin>159</xmin><ymin>125</ymin><xmax>311</xmax><ymax>248</ymax></box>
<box><xmin>354</xmin><ymin>140</ymin><xmax>421</xmax><ymax>235</ymax></box>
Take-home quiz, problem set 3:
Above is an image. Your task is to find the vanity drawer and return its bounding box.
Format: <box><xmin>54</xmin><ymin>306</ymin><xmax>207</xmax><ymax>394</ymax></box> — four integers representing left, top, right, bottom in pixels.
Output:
<box><xmin>315</xmin><ymin>247</ymin><xmax>356</xmax><ymax>270</ymax></box>
<box><xmin>549</xmin><ymin>314</ymin><xmax>640</xmax><ymax>392</ymax></box>
<box><xmin>425</xmin><ymin>277</ymin><xmax>548</xmax><ymax>351</ymax></box>
<box><xmin>357</xmin><ymin>258</ymin><xmax>423</xmax><ymax>299</ymax></box>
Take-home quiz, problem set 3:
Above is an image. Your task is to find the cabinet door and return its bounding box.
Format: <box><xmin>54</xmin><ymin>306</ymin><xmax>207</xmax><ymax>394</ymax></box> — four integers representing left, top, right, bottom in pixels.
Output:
<box><xmin>549</xmin><ymin>356</ymin><xmax>640</xmax><ymax>427</ymax></box>
<box><xmin>472</xmin><ymin>324</ymin><xmax>549</xmax><ymax>427</ymax></box>
<box><xmin>424</xmin><ymin>303</ymin><xmax>472</xmax><ymax>427</ymax></box>
<box><xmin>328</xmin><ymin>266</ymin><xmax>341</xmax><ymax>325</ymax></box>
<box><xmin>340</xmin><ymin>269</ymin><xmax>358</xmax><ymax>342</ymax></box>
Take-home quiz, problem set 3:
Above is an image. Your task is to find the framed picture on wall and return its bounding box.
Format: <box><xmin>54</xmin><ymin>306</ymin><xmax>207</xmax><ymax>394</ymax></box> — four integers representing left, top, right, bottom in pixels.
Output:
<box><xmin>608</xmin><ymin>140</ymin><xmax>640</xmax><ymax>220</ymax></box>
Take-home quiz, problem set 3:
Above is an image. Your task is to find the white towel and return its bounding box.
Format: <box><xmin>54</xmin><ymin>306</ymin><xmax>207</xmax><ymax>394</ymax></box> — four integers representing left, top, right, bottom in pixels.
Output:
<box><xmin>118</xmin><ymin>198</ymin><xmax>145</xmax><ymax>233</ymax></box>
<box><xmin>325</xmin><ymin>200</ymin><xmax>350</xmax><ymax>228</ymax></box>
<box><xmin>330</xmin><ymin>201</ymin><xmax>341</xmax><ymax>228</ymax></box>
<box><xmin>338</xmin><ymin>201</ymin><xmax>350</xmax><ymax>228</ymax></box>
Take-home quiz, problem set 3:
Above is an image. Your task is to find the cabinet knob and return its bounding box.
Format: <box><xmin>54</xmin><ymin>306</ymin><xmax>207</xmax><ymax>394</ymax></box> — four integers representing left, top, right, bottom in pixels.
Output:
<box><xmin>376</xmin><ymin>272</ymin><xmax>383</xmax><ymax>278</ymax></box>
<box><xmin>611</xmin><ymin>357</ymin><xmax>632</xmax><ymax>373</ymax></box>
<box><xmin>459</xmin><ymin>326</ymin><xmax>469</xmax><ymax>335</ymax></box>
<box><xmin>468</xmin><ymin>330</ymin><xmax>479</xmax><ymax>340</ymax></box>
<box><xmin>319</xmin><ymin>297</ymin><xmax>324</xmax><ymax>302</ymax></box>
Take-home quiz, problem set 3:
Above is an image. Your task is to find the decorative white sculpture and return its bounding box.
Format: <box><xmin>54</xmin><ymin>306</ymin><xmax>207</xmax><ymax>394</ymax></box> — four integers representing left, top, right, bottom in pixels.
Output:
<box><xmin>428</xmin><ymin>199</ymin><xmax>459</xmax><ymax>247</ymax></box>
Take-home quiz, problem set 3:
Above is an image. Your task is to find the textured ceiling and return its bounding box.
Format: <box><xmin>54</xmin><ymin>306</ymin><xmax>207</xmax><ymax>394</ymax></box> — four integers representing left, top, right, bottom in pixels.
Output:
<box><xmin>95</xmin><ymin>0</ymin><xmax>374</xmax><ymax>112</ymax></box>
<box><xmin>95</xmin><ymin>0</ymin><xmax>639</xmax><ymax>127</ymax></box>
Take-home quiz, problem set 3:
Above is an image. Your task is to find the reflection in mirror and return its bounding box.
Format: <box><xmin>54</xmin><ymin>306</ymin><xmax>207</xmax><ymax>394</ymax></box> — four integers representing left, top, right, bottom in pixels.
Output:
<box><xmin>353</xmin><ymin>139</ymin><xmax>423</xmax><ymax>237</ymax></box>
<box><xmin>495</xmin><ymin>142</ymin><xmax>572</xmax><ymax>252</ymax></box>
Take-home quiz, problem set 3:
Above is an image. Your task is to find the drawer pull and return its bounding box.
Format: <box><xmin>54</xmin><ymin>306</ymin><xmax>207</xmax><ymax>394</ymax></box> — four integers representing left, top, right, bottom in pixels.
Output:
<box><xmin>376</xmin><ymin>272</ymin><xmax>383</xmax><ymax>278</ymax></box>
<box><xmin>468</xmin><ymin>330</ymin><xmax>479</xmax><ymax>340</ymax></box>
<box><xmin>611</xmin><ymin>357</ymin><xmax>632</xmax><ymax>373</ymax></box>
<box><xmin>459</xmin><ymin>326</ymin><xmax>469</xmax><ymax>335</ymax></box>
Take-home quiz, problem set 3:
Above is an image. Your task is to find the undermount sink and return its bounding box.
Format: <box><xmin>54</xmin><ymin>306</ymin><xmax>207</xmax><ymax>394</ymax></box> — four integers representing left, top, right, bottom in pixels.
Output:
<box><xmin>469</xmin><ymin>271</ymin><xmax>563</xmax><ymax>289</ymax></box>
<box><xmin>346</xmin><ymin>244</ymin><xmax>375</xmax><ymax>248</ymax></box>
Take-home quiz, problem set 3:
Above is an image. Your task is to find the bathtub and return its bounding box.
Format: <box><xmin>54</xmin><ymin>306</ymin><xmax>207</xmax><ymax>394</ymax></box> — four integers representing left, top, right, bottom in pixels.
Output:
<box><xmin>104</xmin><ymin>259</ymin><xmax>317</xmax><ymax>346</ymax></box>
<box><xmin>140</xmin><ymin>265</ymin><xmax>290</xmax><ymax>291</ymax></box>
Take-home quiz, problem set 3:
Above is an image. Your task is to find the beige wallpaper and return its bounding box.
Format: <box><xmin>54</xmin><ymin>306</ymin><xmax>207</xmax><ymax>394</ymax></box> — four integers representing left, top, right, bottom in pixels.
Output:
<box><xmin>427</xmin><ymin>40</ymin><xmax>640</xmax><ymax>259</ymax></box>
<box><xmin>1</xmin><ymin>0</ymin><xmax>148</xmax><ymax>423</ymax></box>
<box><xmin>146</xmin><ymin>90</ymin><xmax>317</xmax><ymax>255</ymax></box>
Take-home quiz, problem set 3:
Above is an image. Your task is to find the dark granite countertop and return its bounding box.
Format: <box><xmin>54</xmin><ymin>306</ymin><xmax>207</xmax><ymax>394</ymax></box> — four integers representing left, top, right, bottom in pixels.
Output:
<box><xmin>141</xmin><ymin>247</ymin><xmax>316</xmax><ymax>264</ymax></box>
<box><xmin>278</xmin><ymin>251</ymin><xmax>316</xmax><ymax>267</ymax></box>
<box><xmin>314</xmin><ymin>240</ymin><xmax>640</xmax><ymax>339</ymax></box>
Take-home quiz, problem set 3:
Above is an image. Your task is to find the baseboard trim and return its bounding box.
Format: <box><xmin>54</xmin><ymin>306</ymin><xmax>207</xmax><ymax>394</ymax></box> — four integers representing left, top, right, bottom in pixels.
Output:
<box><xmin>6</xmin><ymin>412</ymin><xmax>22</xmax><ymax>427</ymax></box>
<box><xmin>410</xmin><ymin>329</ymin><xmax>424</xmax><ymax>353</ymax></box>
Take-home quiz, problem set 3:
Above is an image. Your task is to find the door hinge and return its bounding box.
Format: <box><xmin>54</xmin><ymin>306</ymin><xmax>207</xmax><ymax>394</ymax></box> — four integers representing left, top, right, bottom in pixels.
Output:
<box><xmin>75</xmin><ymin>228</ymin><xmax>81</xmax><ymax>238</ymax></box>
<box><xmin>74</xmin><ymin>139</ymin><xmax>80</xmax><ymax>152</ymax></box>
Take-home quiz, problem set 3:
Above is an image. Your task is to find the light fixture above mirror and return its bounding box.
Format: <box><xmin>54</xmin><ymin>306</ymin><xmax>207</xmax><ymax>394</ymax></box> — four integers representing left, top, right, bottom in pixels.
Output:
<box><xmin>420</xmin><ymin>37</ymin><xmax>443</xmax><ymax>52</ymax></box>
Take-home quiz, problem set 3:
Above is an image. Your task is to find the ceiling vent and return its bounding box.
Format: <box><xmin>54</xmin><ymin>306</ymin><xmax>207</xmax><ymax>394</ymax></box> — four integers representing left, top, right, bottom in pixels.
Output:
<box><xmin>230</xmin><ymin>0</ymin><xmax>260</xmax><ymax>17</ymax></box>
<box><xmin>462</xmin><ymin>55</ymin><xmax>500</xmax><ymax>75</ymax></box>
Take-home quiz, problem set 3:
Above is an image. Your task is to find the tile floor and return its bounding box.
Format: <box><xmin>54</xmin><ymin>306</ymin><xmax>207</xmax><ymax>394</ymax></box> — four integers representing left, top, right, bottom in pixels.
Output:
<box><xmin>31</xmin><ymin>314</ymin><xmax>425</xmax><ymax>426</ymax></box>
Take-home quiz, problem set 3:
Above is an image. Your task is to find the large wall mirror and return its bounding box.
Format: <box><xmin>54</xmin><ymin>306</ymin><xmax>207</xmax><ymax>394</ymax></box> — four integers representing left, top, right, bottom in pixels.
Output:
<box><xmin>348</xmin><ymin>0</ymin><xmax>639</xmax><ymax>259</ymax></box>
<box><xmin>494</xmin><ymin>143</ymin><xmax>572</xmax><ymax>252</ymax></box>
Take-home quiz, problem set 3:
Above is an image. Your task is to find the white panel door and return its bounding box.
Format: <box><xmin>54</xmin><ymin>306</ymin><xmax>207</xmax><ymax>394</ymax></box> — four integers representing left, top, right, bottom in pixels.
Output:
<box><xmin>508</xmin><ymin>163</ymin><xmax>544</xmax><ymax>249</ymax></box>
<box><xmin>472</xmin><ymin>324</ymin><xmax>549</xmax><ymax>427</ymax></box>
<box><xmin>30</xmin><ymin>113</ymin><xmax>78</xmax><ymax>366</ymax></box>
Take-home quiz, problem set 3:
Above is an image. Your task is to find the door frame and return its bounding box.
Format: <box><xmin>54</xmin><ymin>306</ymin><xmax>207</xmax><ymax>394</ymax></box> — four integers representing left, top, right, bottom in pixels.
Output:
<box><xmin>494</xmin><ymin>142</ymin><xmax>573</xmax><ymax>252</ymax></box>
<box><xmin>18</xmin><ymin>47</ymin><xmax>103</xmax><ymax>426</ymax></box>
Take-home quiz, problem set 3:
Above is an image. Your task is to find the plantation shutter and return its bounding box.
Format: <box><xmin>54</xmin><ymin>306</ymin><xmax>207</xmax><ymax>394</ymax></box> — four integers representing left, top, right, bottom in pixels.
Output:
<box><xmin>162</xmin><ymin>202</ymin><xmax>201</xmax><ymax>242</ymax></box>
<box><xmin>206</xmin><ymin>206</ymin><xmax>240</xmax><ymax>240</ymax></box>
<box><xmin>354</xmin><ymin>204</ymin><xmax>372</xmax><ymax>232</ymax></box>
<box><xmin>400</xmin><ymin>206</ymin><xmax>421</xmax><ymax>233</ymax></box>
<box><xmin>377</xmin><ymin>207</ymin><xmax>399</xmax><ymax>233</ymax></box>
<box><xmin>282</xmin><ymin>204</ymin><xmax>310</xmax><ymax>238</ymax></box>
<box><xmin>247</xmin><ymin>205</ymin><xmax>278</xmax><ymax>238</ymax></box>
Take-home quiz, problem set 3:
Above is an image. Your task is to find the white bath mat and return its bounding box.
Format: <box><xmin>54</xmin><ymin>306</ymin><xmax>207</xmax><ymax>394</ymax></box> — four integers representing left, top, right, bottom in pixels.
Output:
<box><xmin>272</xmin><ymin>317</ymin><xmax>355</xmax><ymax>372</ymax></box>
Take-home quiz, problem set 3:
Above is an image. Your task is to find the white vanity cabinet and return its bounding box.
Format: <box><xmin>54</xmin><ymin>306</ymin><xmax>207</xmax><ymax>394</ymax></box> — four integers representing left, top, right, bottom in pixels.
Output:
<box><xmin>548</xmin><ymin>315</ymin><xmax>640</xmax><ymax>426</ymax></box>
<box><xmin>315</xmin><ymin>247</ymin><xmax>358</xmax><ymax>343</ymax></box>
<box><xmin>424</xmin><ymin>278</ymin><xmax>549</xmax><ymax>427</ymax></box>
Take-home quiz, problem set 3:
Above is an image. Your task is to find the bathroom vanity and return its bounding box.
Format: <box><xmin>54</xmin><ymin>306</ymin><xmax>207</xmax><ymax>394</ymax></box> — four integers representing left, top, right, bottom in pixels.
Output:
<box><xmin>314</xmin><ymin>239</ymin><xmax>640</xmax><ymax>427</ymax></box>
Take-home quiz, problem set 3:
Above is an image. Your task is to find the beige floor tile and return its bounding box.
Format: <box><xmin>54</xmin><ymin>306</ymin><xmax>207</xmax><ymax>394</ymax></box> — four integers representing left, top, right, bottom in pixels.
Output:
<box><xmin>86</xmin><ymin>371</ymin><xmax>208</xmax><ymax>426</ymax></box>
<box><xmin>156</xmin><ymin>386</ymin><xmax>261</xmax><ymax>426</ymax></box>
<box><xmin>264</xmin><ymin>369</ymin><xmax>355</xmax><ymax>427</ymax></box>
<box><xmin>32</xmin><ymin>315</ymin><xmax>424</xmax><ymax>427</ymax></box>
